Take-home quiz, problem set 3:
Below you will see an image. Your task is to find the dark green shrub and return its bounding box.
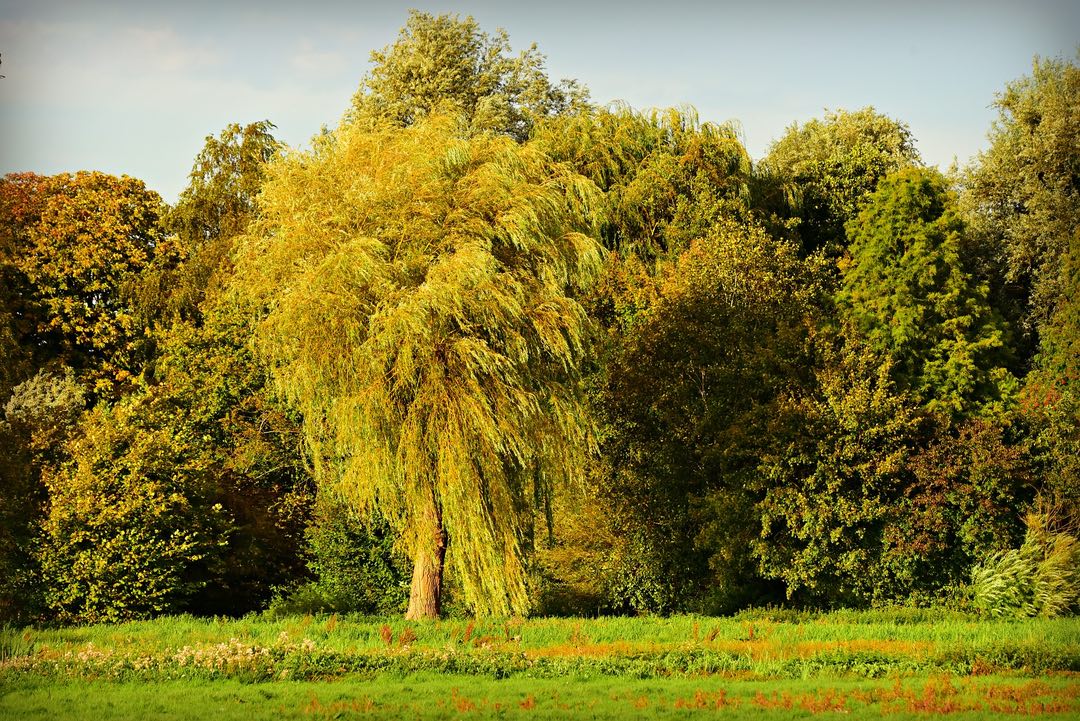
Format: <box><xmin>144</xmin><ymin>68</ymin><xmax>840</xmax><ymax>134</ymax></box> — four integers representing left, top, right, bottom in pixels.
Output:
<box><xmin>271</xmin><ymin>498</ymin><xmax>408</xmax><ymax>616</ymax></box>
<box><xmin>0</xmin><ymin>367</ymin><xmax>85</xmax><ymax>622</ymax></box>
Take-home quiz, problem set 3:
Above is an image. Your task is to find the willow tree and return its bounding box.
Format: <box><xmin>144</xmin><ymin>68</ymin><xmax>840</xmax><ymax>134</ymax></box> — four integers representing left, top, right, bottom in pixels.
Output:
<box><xmin>348</xmin><ymin>10</ymin><xmax>588</xmax><ymax>140</ymax></box>
<box><xmin>234</xmin><ymin>115</ymin><xmax>601</xmax><ymax>618</ymax></box>
<box><xmin>534</xmin><ymin>105</ymin><xmax>753</xmax><ymax>262</ymax></box>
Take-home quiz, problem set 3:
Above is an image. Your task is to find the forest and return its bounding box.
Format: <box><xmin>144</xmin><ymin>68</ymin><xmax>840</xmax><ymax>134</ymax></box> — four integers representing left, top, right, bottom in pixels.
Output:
<box><xmin>1</xmin><ymin>11</ymin><xmax>1078</xmax><ymax>628</ymax></box>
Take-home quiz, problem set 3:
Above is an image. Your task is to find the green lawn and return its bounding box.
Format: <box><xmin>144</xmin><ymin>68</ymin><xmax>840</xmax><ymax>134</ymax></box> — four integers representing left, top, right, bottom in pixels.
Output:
<box><xmin>2</xmin><ymin>610</ymin><xmax>1078</xmax><ymax>719</ymax></box>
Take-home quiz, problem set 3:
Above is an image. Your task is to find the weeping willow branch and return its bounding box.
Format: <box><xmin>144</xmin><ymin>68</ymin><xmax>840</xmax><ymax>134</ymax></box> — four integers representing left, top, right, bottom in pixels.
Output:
<box><xmin>232</xmin><ymin>114</ymin><xmax>602</xmax><ymax>616</ymax></box>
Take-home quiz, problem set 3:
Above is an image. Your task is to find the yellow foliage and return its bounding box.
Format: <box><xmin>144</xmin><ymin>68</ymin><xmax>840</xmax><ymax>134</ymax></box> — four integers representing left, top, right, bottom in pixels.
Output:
<box><xmin>233</xmin><ymin>114</ymin><xmax>602</xmax><ymax>615</ymax></box>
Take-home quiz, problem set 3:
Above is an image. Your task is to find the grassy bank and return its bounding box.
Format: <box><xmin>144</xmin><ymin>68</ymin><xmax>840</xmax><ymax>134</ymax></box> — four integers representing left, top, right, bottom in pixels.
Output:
<box><xmin>2</xmin><ymin>610</ymin><xmax>1078</xmax><ymax>718</ymax></box>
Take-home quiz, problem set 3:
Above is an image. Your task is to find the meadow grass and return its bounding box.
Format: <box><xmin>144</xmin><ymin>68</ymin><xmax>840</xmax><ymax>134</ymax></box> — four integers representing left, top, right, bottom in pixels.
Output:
<box><xmin>2</xmin><ymin>610</ymin><xmax>1078</xmax><ymax>718</ymax></box>
<box><xmin>6</xmin><ymin>608</ymin><xmax>1077</xmax><ymax>656</ymax></box>
<box><xmin>3</xmin><ymin>672</ymin><xmax>1078</xmax><ymax>720</ymax></box>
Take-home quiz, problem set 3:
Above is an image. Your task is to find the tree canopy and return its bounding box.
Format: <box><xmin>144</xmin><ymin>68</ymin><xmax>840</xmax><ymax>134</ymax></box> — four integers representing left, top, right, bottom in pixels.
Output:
<box><xmin>963</xmin><ymin>55</ymin><xmax>1080</xmax><ymax>338</ymax></box>
<box><xmin>764</xmin><ymin>107</ymin><xmax>921</xmax><ymax>255</ymax></box>
<box><xmin>8</xmin><ymin>171</ymin><xmax>169</xmax><ymax>395</ymax></box>
<box><xmin>349</xmin><ymin>10</ymin><xmax>588</xmax><ymax>140</ymax></box>
<box><xmin>137</xmin><ymin>121</ymin><xmax>280</xmax><ymax>326</ymax></box>
<box><xmin>535</xmin><ymin>105</ymin><xmax>752</xmax><ymax>261</ymax></box>
<box><xmin>839</xmin><ymin>168</ymin><xmax>1016</xmax><ymax>419</ymax></box>
<box><xmin>0</xmin><ymin>15</ymin><xmax>1075</xmax><ymax>624</ymax></box>
<box><xmin>233</xmin><ymin>113</ymin><xmax>602</xmax><ymax>617</ymax></box>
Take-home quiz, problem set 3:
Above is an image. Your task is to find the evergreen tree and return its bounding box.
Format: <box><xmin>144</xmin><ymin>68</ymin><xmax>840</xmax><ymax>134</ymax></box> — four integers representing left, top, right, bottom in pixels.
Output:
<box><xmin>839</xmin><ymin>168</ymin><xmax>1016</xmax><ymax>419</ymax></box>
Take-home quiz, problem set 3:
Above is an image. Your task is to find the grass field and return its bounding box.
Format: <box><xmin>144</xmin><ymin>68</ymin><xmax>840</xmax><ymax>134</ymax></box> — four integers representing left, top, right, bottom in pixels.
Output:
<box><xmin>2</xmin><ymin>609</ymin><xmax>1078</xmax><ymax>719</ymax></box>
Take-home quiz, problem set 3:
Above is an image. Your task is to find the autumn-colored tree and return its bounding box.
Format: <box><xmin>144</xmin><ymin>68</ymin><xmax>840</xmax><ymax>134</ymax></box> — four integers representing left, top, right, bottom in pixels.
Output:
<box><xmin>12</xmin><ymin>171</ymin><xmax>170</xmax><ymax>394</ymax></box>
<box><xmin>349</xmin><ymin>10</ymin><xmax>587</xmax><ymax>140</ymax></box>
<box><xmin>0</xmin><ymin>172</ymin><xmax>49</xmax><ymax>394</ymax></box>
<box><xmin>234</xmin><ymin>114</ymin><xmax>601</xmax><ymax>618</ymax></box>
<box><xmin>893</xmin><ymin>418</ymin><xmax>1031</xmax><ymax>598</ymax></box>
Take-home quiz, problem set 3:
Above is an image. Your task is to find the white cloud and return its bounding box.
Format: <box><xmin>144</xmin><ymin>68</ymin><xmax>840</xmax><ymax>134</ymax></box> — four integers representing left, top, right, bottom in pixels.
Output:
<box><xmin>290</xmin><ymin>39</ymin><xmax>346</xmax><ymax>75</ymax></box>
<box><xmin>121</xmin><ymin>26</ymin><xmax>223</xmax><ymax>73</ymax></box>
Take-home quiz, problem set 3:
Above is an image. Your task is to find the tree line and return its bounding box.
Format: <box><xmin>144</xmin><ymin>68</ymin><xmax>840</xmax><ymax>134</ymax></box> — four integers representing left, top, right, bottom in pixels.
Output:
<box><xmin>1</xmin><ymin>12</ymin><xmax>1077</xmax><ymax>623</ymax></box>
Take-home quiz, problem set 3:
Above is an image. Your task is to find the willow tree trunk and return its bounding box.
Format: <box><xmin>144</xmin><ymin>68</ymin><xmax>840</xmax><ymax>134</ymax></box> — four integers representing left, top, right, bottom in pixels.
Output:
<box><xmin>405</xmin><ymin>494</ymin><xmax>447</xmax><ymax>620</ymax></box>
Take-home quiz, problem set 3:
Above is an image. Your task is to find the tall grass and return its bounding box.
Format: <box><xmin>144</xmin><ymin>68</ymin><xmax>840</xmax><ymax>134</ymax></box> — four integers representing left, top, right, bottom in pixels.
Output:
<box><xmin>3</xmin><ymin>610</ymin><xmax>1077</xmax><ymax>681</ymax></box>
<box><xmin>10</xmin><ymin>609</ymin><xmax>1076</xmax><ymax>654</ymax></box>
<box><xmin>971</xmin><ymin>513</ymin><xmax>1080</xmax><ymax>618</ymax></box>
<box><xmin>0</xmin><ymin>625</ymin><xmax>35</xmax><ymax>662</ymax></box>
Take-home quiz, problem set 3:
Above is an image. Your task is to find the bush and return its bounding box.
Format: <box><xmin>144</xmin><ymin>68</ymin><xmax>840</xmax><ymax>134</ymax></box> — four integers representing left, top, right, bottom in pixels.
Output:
<box><xmin>39</xmin><ymin>402</ymin><xmax>230</xmax><ymax>623</ymax></box>
<box><xmin>885</xmin><ymin>417</ymin><xmax>1032</xmax><ymax>598</ymax></box>
<box><xmin>270</xmin><ymin>498</ymin><xmax>407</xmax><ymax>616</ymax></box>
<box><xmin>0</xmin><ymin>367</ymin><xmax>85</xmax><ymax>622</ymax></box>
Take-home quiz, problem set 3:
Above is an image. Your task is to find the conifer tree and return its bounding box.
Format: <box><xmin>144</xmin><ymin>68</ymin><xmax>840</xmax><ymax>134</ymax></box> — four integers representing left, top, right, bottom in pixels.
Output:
<box><xmin>839</xmin><ymin>168</ymin><xmax>1015</xmax><ymax>419</ymax></box>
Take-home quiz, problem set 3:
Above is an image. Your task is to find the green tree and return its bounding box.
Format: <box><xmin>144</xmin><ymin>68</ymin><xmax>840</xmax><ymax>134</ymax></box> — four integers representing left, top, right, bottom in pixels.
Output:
<box><xmin>754</xmin><ymin>340</ymin><xmax>926</xmax><ymax>605</ymax></box>
<box><xmin>962</xmin><ymin>54</ymin><xmax>1080</xmax><ymax>339</ymax></box>
<box><xmin>535</xmin><ymin>105</ymin><xmax>752</xmax><ymax>262</ymax></box>
<box><xmin>349</xmin><ymin>10</ymin><xmax>587</xmax><ymax>140</ymax></box>
<box><xmin>39</xmin><ymin>400</ymin><xmax>230</xmax><ymax>623</ymax></box>
<box><xmin>531</xmin><ymin>109</ymin><xmax>774</xmax><ymax>613</ymax></box>
<box><xmin>138</xmin><ymin>122</ymin><xmax>280</xmax><ymax>326</ymax></box>
<box><xmin>33</xmin><ymin>296</ymin><xmax>314</xmax><ymax>621</ymax></box>
<box><xmin>764</xmin><ymin>107</ymin><xmax>921</xmax><ymax>255</ymax></box>
<box><xmin>233</xmin><ymin>114</ymin><xmax>601</xmax><ymax>618</ymax></box>
<box><xmin>96</xmin><ymin>121</ymin><xmax>314</xmax><ymax>616</ymax></box>
<box><xmin>290</xmin><ymin>500</ymin><xmax>409</xmax><ymax>615</ymax></box>
<box><xmin>142</xmin><ymin>301</ymin><xmax>314</xmax><ymax>615</ymax></box>
<box><xmin>593</xmin><ymin>220</ymin><xmax>816</xmax><ymax>612</ymax></box>
<box><xmin>171</xmin><ymin>120</ymin><xmax>279</xmax><ymax>245</ymax></box>
<box><xmin>839</xmin><ymin>168</ymin><xmax>1016</xmax><ymax>419</ymax></box>
<box><xmin>966</xmin><ymin>56</ymin><xmax>1080</xmax><ymax>534</ymax></box>
<box><xmin>1023</xmin><ymin>229</ymin><xmax>1080</xmax><ymax>534</ymax></box>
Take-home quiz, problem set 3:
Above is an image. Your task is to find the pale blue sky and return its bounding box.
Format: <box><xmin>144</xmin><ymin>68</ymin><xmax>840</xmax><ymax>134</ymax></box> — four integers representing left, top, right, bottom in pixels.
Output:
<box><xmin>1</xmin><ymin>1</ymin><xmax>1077</xmax><ymax>202</ymax></box>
